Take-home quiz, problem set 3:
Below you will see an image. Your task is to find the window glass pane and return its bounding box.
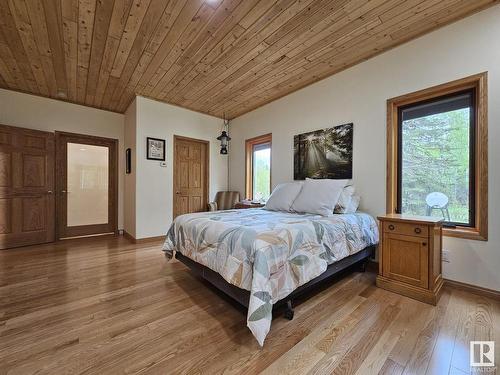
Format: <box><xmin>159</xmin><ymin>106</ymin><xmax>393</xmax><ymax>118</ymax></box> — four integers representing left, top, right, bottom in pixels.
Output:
<box><xmin>400</xmin><ymin>94</ymin><xmax>472</xmax><ymax>225</ymax></box>
<box><xmin>67</xmin><ymin>143</ymin><xmax>109</xmax><ymax>226</ymax></box>
<box><xmin>252</xmin><ymin>145</ymin><xmax>270</xmax><ymax>201</ymax></box>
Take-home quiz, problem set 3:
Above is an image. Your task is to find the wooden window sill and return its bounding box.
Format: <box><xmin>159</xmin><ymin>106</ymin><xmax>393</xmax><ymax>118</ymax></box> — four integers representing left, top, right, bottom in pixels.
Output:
<box><xmin>443</xmin><ymin>227</ymin><xmax>487</xmax><ymax>241</ymax></box>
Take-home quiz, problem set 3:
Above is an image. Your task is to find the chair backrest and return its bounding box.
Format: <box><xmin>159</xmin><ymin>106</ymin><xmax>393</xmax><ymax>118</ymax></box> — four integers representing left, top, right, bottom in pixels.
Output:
<box><xmin>425</xmin><ymin>192</ymin><xmax>449</xmax><ymax>208</ymax></box>
<box><xmin>215</xmin><ymin>191</ymin><xmax>240</xmax><ymax>210</ymax></box>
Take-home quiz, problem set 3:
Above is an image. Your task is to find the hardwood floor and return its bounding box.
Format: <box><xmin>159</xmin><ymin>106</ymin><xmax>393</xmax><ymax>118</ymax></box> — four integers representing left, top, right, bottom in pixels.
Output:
<box><xmin>0</xmin><ymin>236</ymin><xmax>498</xmax><ymax>374</ymax></box>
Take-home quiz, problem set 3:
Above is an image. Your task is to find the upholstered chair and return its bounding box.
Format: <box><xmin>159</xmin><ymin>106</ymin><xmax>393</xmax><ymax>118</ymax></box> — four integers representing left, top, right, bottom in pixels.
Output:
<box><xmin>208</xmin><ymin>191</ymin><xmax>240</xmax><ymax>211</ymax></box>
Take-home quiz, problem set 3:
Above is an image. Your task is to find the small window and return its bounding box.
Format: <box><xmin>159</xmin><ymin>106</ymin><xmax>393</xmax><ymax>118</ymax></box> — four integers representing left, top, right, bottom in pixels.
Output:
<box><xmin>387</xmin><ymin>73</ymin><xmax>488</xmax><ymax>241</ymax></box>
<box><xmin>245</xmin><ymin>134</ymin><xmax>272</xmax><ymax>201</ymax></box>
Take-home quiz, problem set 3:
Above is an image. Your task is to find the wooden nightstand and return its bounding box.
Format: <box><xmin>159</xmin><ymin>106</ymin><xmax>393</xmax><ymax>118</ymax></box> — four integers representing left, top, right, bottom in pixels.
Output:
<box><xmin>376</xmin><ymin>214</ymin><xmax>443</xmax><ymax>305</ymax></box>
<box><xmin>234</xmin><ymin>202</ymin><xmax>265</xmax><ymax>209</ymax></box>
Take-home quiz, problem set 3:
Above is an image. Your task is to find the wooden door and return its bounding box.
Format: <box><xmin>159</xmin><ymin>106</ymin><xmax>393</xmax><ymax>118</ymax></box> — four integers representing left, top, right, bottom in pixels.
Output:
<box><xmin>56</xmin><ymin>132</ymin><xmax>118</xmax><ymax>239</ymax></box>
<box><xmin>173</xmin><ymin>136</ymin><xmax>209</xmax><ymax>218</ymax></box>
<box><xmin>382</xmin><ymin>233</ymin><xmax>429</xmax><ymax>288</ymax></box>
<box><xmin>0</xmin><ymin>125</ymin><xmax>55</xmax><ymax>249</ymax></box>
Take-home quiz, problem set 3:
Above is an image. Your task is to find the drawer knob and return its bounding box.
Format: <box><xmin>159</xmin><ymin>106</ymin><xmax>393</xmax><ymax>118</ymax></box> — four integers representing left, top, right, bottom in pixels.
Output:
<box><xmin>388</xmin><ymin>224</ymin><xmax>395</xmax><ymax>230</ymax></box>
<box><xmin>414</xmin><ymin>228</ymin><xmax>422</xmax><ymax>234</ymax></box>
<box><xmin>422</xmin><ymin>242</ymin><xmax>427</xmax><ymax>246</ymax></box>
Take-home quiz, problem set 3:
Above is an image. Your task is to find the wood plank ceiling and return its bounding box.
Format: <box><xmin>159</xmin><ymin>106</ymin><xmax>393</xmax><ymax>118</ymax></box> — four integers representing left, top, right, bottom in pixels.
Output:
<box><xmin>0</xmin><ymin>0</ymin><xmax>497</xmax><ymax>119</ymax></box>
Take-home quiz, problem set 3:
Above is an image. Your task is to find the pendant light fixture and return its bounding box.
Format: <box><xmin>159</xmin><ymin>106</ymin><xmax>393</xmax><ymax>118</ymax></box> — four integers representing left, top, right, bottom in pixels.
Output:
<box><xmin>217</xmin><ymin>113</ymin><xmax>231</xmax><ymax>155</ymax></box>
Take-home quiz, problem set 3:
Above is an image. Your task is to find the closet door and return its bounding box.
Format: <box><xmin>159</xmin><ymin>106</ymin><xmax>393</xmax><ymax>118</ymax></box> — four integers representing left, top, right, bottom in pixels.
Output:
<box><xmin>0</xmin><ymin>125</ymin><xmax>55</xmax><ymax>249</ymax></box>
<box><xmin>173</xmin><ymin>136</ymin><xmax>209</xmax><ymax>218</ymax></box>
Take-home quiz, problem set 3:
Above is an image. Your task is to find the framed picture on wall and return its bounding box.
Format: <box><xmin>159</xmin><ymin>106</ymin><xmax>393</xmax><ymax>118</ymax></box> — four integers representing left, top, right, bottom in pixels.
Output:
<box><xmin>146</xmin><ymin>137</ymin><xmax>165</xmax><ymax>161</ymax></box>
<box><xmin>294</xmin><ymin>123</ymin><xmax>353</xmax><ymax>180</ymax></box>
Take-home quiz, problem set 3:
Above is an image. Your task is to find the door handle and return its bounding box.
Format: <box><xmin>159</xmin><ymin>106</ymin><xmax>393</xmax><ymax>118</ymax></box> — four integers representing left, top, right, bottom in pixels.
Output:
<box><xmin>176</xmin><ymin>191</ymin><xmax>181</xmax><ymax>195</ymax></box>
<box><xmin>47</xmin><ymin>190</ymin><xmax>53</xmax><ymax>194</ymax></box>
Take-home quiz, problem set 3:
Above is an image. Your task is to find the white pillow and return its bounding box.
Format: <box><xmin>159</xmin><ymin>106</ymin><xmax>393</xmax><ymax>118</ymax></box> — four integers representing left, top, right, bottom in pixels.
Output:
<box><xmin>334</xmin><ymin>184</ymin><xmax>355</xmax><ymax>214</ymax></box>
<box><xmin>264</xmin><ymin>182</ymin><xmax>303</xmax><ymax>212</ymax></box>
<box><xmin>291</xmin><ymin>179</ymin><xmax>348</xmax><ymax>216</ymax></box>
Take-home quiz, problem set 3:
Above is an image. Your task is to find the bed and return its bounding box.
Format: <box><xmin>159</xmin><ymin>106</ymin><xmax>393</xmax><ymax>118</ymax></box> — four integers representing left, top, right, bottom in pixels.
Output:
<box><xmin>163</xmin><ymin>208</ymin><xmax>379</xmax><ymax>346</ymax></box>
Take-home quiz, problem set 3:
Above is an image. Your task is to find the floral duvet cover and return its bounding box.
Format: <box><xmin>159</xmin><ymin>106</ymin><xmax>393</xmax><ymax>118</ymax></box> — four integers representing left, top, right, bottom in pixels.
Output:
<box><xmin>163</xmin><ymin>208</ymin><xmax>378</xmax><ymax>346</ymax></box>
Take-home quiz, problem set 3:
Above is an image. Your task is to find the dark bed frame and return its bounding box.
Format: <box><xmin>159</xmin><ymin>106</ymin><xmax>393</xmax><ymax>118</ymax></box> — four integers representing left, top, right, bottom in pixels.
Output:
<box><xmin>174</xmin><ymin>245</ymin><xmax>375</xmax><ymax>320</ymax></box>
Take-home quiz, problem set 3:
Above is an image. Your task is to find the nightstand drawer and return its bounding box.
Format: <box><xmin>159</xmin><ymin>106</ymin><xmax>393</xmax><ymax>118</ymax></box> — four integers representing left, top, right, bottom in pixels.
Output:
<box><xmin>383</xmin><ymin>221</ymin><xmax>428</xmax><ymax>238</ymax></box>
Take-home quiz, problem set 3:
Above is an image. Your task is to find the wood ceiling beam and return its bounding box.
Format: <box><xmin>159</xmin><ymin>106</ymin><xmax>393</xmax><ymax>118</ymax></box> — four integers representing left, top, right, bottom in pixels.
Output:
<box><xmin>93</xmin><ymin>0</ymin><xmax>135</xmax><ymax>107</ymax></box>
<box><xmin>108</xmin><ymin>0</ymin><xmax>171</xmax><ymax>111</ymax></box>
<box><xmin>173</xmin><ymin>0</ymin><xmax>315</xmax><ymax>107</ymax></box>
<box><xmin>201</xmin><ymin>0</ymin><xmax>392</xmax><ymax>113</ymax></box>
<box><xmin>85</xmin><ymin>0</ymin><xmax>116</xmax><ymax>105</ymax></box>
<box><xmin>0</xmin><ymin>0</ymin><xmax>496</xmax><ymax>118</ymax></box>
<box><xmin>221</xmin><ymin>0</ymin><xmax>498</xmax><ymax>118</ymax></box>
<box><xmin>0</xmin><ymin>2</ymin><xmax>38</xmax><ymax>93</ymax></box>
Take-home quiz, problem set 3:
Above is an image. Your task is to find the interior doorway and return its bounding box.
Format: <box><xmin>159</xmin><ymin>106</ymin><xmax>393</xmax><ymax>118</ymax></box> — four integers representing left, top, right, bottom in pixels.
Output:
<box><xmin>55</xmin><ymin>132</ymin><xmax>118</xmax><ymax>239</ymax></box>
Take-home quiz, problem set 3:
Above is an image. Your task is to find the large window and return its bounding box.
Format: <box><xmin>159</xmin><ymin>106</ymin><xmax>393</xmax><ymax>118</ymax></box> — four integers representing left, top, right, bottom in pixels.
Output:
<box><xmin>387</xmin><ymin>73</ymin><xmax>488</xmax><ymax>241</ymax></box>
<box><xmin>398</xmin><ymin>90</ymin><xmax>475</xmax><ymax>226</ymax></box>
<box><xmin>245</xmin><ymin>134</ymin><xmax>272</xmax><ymax>201</ymax></box>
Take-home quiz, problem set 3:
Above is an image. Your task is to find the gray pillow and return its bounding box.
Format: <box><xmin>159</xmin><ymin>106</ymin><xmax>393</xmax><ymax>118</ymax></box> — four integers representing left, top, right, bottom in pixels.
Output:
<box><xmin>291</xmin><ymin>178</ymin><xmax>348</xmax><ymax>216</ymax></box>
<box><xmin>264</xmin><ymin>182</ymin><xmax>303</xmax><ymax>212</ymax></box>
<box><xmin>334</xmin><ymin>184</ymin><xmax>355</xmax><ymax>213</ymax></box>
<box><xmin>345</xmin><ymin>195</ymin><xmax>360</xmax><ymax>213</ymax></box>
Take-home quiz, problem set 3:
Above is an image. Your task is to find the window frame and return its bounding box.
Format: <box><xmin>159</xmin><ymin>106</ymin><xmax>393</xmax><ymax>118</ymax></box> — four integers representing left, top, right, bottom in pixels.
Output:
<box><xmin>387</xmin><ymin>73</ymin><xmax>488</xmax><ymax>241</ymax></box>
<box><xmin>245</xmin><ymin>133</ymin><xmax>272</xmax><ymax>200</ymax></box>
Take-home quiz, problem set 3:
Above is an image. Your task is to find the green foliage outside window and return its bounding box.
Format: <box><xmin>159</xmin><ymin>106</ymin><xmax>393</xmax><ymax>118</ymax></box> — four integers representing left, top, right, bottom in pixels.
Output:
<box><xmin>253</xmin><ymin>148</ymin><xmax>271</xmax><ymax>201</ymax></box>
<box><xmin>401</xmin><ymin>109</ymin><xmax>470</xmax><ymax>224</ymax></box>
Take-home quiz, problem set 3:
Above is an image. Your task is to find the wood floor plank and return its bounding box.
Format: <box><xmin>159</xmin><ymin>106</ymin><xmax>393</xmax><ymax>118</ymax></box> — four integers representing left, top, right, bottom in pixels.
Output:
<box><xmin>309</xmin><ymin>289</ymin><xmax>400</xmax><ymax>374</ymax></box>
<box><xmin>0</xmin><ymin>236</ymin><xmax>498</xmax><ymax>374</ymax></box>
<box><xmin>401</xmin><ymin>290</ymin><xmax>452</xmax><ymax>374</ymax></box>
<box><xmin>379</xmin><ymin>359</ymin><xmax>405</xmax><ymax>375</ymax></box>
<box><xmin>261</xmin><ymin>295</ymin><xmax>367</xmax><ymax>375</ymax></box>
<box><xmin>450</xmin><ymin>290</ymin><xmax>478</xmax><ymax>373</ymax></box>
<box><xmin>425</xmin><ymin>289</ymin><xmax>463</xmax><ymax>375</ymax></box>
<box><xmin>354</xmin><ymin>297</ymin><xmax>421</xmax><ymax>375</ymax></box>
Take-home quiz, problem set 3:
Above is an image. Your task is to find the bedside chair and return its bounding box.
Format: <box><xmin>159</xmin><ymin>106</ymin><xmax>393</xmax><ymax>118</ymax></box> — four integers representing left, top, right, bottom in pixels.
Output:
<box><xmin>208</xmin><ymin>191</ymin><xmax>240</xmax><ymax>211</ymax></box>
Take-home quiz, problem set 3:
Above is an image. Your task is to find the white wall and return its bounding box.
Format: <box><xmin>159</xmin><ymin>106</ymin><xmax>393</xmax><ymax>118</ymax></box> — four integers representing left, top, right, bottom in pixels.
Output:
<box><xmin>229</xmin><ymin>6</ymin><xmax>500</xmax><ymax>291</ymax></box>
<box><xmin>124</xmin><ymin>99</ymin><xmax>137</xmax><ymax>237</ymax></box>
<box><xmin>0</xmin><ymin>89</ymin><xmax>125</xmax><ymax>229</ymax></box>
<box><xmin>0</xmin><ymin>90</ymin><xmax>227</xmax><ymax>240</ymax></box>
<box><xmin>130</xmin><ymin>96</ymin><xmax>227</xmax><ymax>239</ymax></box>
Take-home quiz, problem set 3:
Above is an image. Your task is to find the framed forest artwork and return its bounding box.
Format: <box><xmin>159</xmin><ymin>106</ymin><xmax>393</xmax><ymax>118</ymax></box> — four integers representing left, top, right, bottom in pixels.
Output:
<box><xmin>294</xmin><ymin>123</ymin><xmax>353</xmax><ymax>180</ymax></box>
